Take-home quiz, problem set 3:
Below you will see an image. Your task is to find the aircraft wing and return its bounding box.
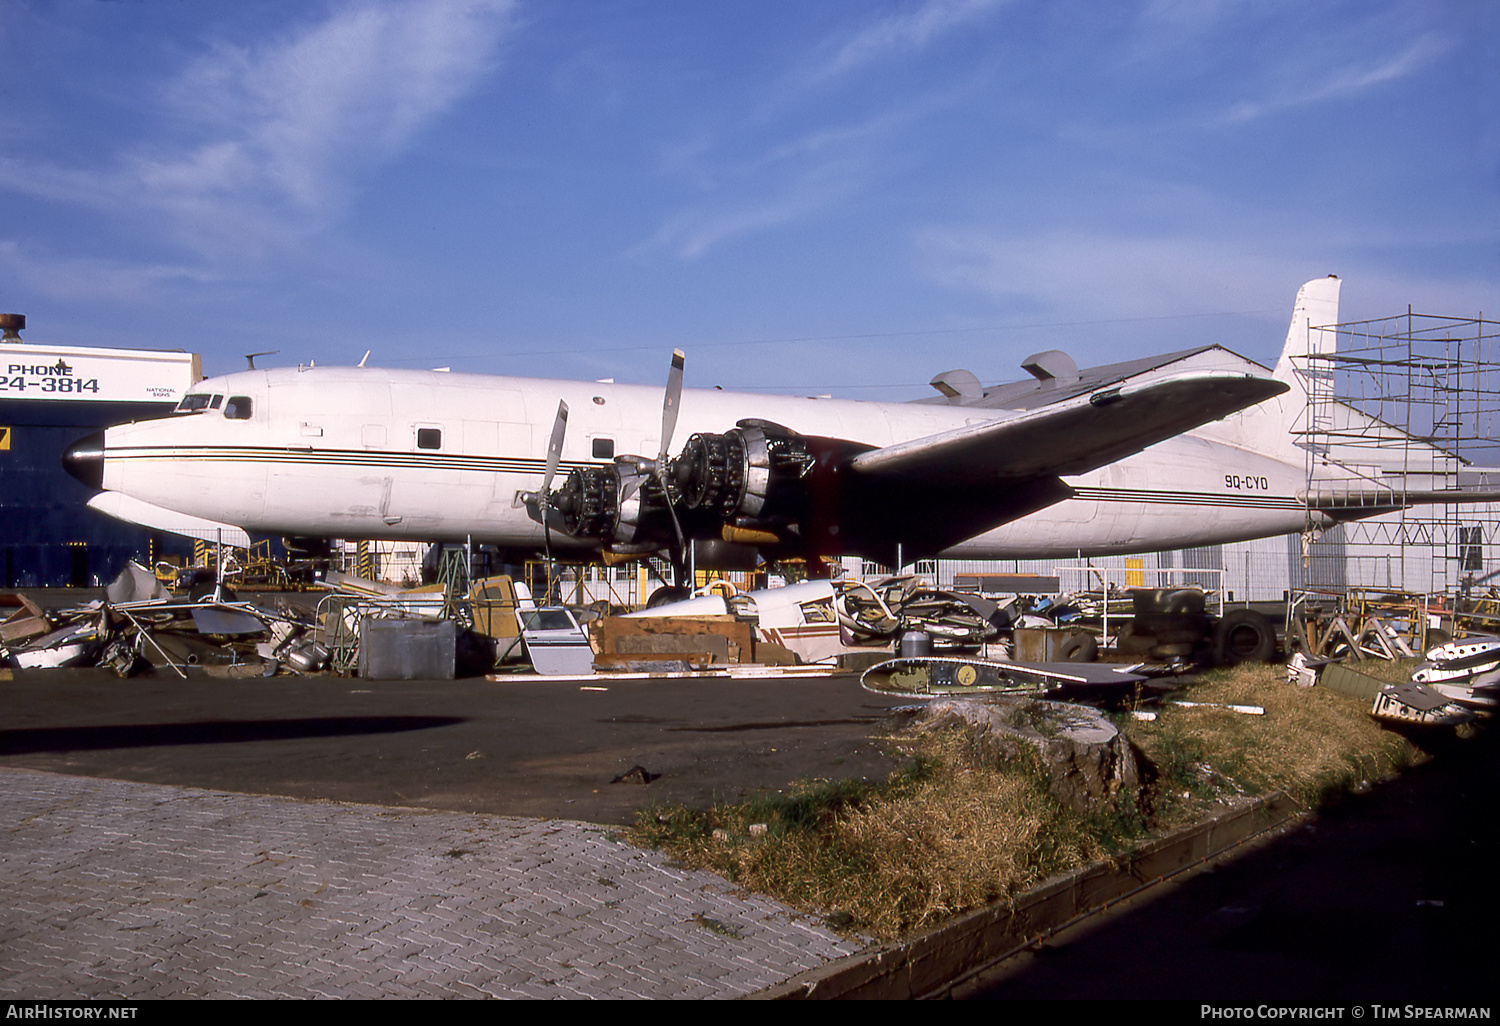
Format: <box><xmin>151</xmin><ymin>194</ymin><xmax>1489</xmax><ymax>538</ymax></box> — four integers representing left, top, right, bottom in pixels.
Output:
<box><xmin>87</xmin><ymin>491</ymin><xmax>253</xmax><ymax>549</ymax></box>
<box><xmin>850</xmin><ymin>371</ymin><xmax>1288</xmax><ymax>481</ymax></box>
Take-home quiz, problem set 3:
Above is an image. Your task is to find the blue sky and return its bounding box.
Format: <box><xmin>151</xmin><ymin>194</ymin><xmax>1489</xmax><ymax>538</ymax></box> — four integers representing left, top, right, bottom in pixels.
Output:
<box><xmin>1</xmin><ymin>0</ymin><xmax>1495</xmax><ymax>399</ymax></box>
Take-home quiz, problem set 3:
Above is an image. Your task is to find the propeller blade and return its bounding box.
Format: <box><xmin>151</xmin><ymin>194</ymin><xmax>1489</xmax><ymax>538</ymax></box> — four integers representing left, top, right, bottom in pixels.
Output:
<box><xmin>543</xmin><ymin>399</ymin><xmax>569</xmax><ymax>497</ymax></box>
<box><xmin>541</xmin><ymin>400</ymin><xmax>568</xmax><ymax>577</ymax></box>
<box><xmin>658</xmin><ymin>348</ymin><xmax>685</xmax><ymax>465</ymax></box>
<box><xmin>653</xmin><ymin>351</ymin><xmax>687</xmax><ymax>559</ymax></box>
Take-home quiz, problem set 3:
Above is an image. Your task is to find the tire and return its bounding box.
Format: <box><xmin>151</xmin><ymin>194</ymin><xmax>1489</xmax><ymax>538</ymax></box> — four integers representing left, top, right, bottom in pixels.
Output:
<box><xmin>1057</xmin><ymin>631</ymin><xmax>1098</xmax><ymax>663</ymax></box>
<box><xmin>1215</xmin><ymin>609</ymin><xmax>1275</xmax><ymax>665</ymax></box>
<box><xmin>1133</xmin><ymin>612</ymin><xmax>1212</xmax><ymax>639</ymax></box>
<box><xmin>644</xmin><ymin>585</ymin><xmax>691</xmax><ymax>609</ymax></box>
<box><xmin>1115</xmin><ymin>620</ymin><xmax>1158</xmax><ymax>655</ymax></box>
<box><xmin>1162</xmin><ymin>589</ymin><xmax>1207</xmax><ymax>615</ymax></box>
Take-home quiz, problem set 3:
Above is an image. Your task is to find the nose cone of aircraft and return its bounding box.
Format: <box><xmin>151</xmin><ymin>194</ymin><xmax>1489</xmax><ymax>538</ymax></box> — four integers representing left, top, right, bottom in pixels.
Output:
<box><xmin>63</xmin><ymin>431</ymin><xmax>105</xmax><ymax>490</ymax></box>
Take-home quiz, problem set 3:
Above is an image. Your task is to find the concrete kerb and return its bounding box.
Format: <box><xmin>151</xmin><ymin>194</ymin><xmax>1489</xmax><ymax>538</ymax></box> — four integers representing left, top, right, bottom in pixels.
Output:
<box><xmin>748</xmin><ymin>792</ymin><xmax>1307</xmax><ymax>1000</ymax></box>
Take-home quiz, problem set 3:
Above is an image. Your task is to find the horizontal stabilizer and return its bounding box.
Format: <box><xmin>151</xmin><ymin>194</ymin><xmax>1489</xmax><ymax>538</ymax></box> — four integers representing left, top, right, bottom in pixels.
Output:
<box><xmin>852</xmin><ymin>371</ymin><xmax>1287</xmax><ymax>481</ymax></box>
<box><xmin>87</xmin><ymin>491</ymin><xmax>253</xmax><ymax>548</ymax></box>
<box><xmin>1302</xmin><ymin>487</ymin><xmax>1500</xmax><ymax>515</ymax></box>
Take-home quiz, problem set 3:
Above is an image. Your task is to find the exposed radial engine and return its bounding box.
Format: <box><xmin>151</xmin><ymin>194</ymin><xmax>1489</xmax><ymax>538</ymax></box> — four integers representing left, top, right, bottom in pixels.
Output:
<box><xmin>540</xmin><ymin>419</ymin><xmax>822</xmax><ymax>559</ymax></box>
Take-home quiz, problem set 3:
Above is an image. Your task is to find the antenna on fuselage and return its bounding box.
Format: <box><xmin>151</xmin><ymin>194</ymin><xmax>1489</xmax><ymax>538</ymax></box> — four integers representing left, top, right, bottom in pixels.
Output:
<box><xmin>244</xmin><ymin>350</ymin><xmax>279</xmax><ymax>370</ymax></box>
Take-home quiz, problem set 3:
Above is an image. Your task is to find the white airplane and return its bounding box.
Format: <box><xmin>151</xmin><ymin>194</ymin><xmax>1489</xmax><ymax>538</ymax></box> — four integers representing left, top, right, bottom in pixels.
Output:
<box><xmin>62</xmin><ymin>276</ymin><xmax>1500</xmax><ymax>571</ymax></box>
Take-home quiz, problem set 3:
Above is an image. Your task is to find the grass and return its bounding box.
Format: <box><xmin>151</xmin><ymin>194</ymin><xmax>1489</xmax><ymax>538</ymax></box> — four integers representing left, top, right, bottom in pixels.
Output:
<box><xmin>631</xmin><ymin>731</ymin><xmax>1110</xmax><ymax>940</ymax></box>
<box><xmin>629</xmin><ymin>661</ymin><xmax>1432</xmax><ymax>941</ymax></box>
<box><xmin>1124</xmin><ymin>662</ymin><xmax>1423</xmax><ymax>820</ymax></box>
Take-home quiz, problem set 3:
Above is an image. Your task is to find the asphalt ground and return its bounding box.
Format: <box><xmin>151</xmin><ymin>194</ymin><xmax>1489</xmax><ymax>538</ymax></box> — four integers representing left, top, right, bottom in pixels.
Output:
<box><xmin>0</xmin><ymin>663</ymin><xmax>915</xmax><ymax>999</ymax></box>
<box><xmin>0</xmin><ymin>667</ymin><xmax>910</xmax><ymax>826</ymax></box>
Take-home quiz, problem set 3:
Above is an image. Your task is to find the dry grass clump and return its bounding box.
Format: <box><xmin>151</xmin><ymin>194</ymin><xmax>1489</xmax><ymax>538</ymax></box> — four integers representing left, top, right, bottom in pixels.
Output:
<box><xmin>633</xmin><ymin>662</ymin><xmax>1431</xmax><ymax>941</ymax></box>
<box><xmin>1125</xmin><ymin>661</ymin><xmax>1423</xmax><ymax>817</ymax></box>
<box><xmin>632</xmin><ymin>729</ymin><xmax>1109</xmax><ymax>940</ymax></box>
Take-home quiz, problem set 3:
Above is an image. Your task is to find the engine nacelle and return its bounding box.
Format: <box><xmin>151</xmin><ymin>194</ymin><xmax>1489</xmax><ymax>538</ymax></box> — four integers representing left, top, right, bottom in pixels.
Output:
<box><xmin>669</xmin><ymin>420</ymin><xmax>816</xmax><ymax>529</ymax></box>
<box><xmin>548</xmin><ymin>455</ymin><xmax>675</xmax><ymax>548</ymax></box>
<box><xmin>534</xmin><ymin>420</ymin><xmax>820</xmax><ymax>554</ymax></box>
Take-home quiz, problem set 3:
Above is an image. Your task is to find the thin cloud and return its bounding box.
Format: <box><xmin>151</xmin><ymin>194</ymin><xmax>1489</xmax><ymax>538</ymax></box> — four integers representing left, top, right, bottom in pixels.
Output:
<box><xmin>1219</xmin><ymin>34</ymin><xmax>1449</xmax><ymax>126</ymax></box>
<box><xmin>915</xmin><ymin>225</ymin><xmax>1301</xmax><ymax>320</ymax></box>
<box><xmin>0</xmin><ymin>0</ymin><xmax>517</xmax><ymax>261</ymax></box>
<box><xmin>916</xmin><ymin>224</ymin><xmax>1499</xmax><ymax>344</ymax></box>
<box><xmin>0</xmin><ymin>239</ymin><xmax>222</xmax><ymax>307</ymax></box>
<box><xmin>814</xmin><ymin>0</ymin><xmax>1009</xmax><ymax>81</ymax></box>
<box><xmin>640</xmin><ymin>97</ymin><xmax>944</xmax><ymax>260</ymax></box>
<box><xmin>641</xmin><ymin>181</ymin><xmax>851</xmax><ymax>260</ymax></box>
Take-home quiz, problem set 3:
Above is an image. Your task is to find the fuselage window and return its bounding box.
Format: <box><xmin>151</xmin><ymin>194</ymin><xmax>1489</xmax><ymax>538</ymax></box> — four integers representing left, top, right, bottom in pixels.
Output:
<box><xmin>592</xmin><ymin>437</ymin><xmax>614</xmax><ymax>459</ymax></box>
<box><xmin>417</xmin><ymin>428</ymin><xmax>442</xmax><ymax>450</ymax></box>
<box><xmin>224</xmin><ymin>396</ymin><xmax>253</xmax><ymax>420</ymax></box>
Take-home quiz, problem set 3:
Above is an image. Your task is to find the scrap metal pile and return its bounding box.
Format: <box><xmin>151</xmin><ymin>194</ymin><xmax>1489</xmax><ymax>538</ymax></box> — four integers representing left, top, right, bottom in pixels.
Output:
<box><xmin>1285</xmin><ymin>589</ymin><xmax>1500</xmax><ymax>729</ymax></box>
<box><xmin>1410</xmin><ymin>636</ymin><xmax>1500</xmax><ymax>712</ymax></box>
<box><xmin>833</xmin><ymin>575</ymin><xmax>1008</xmax><ymax>652</ymax></box>
<box><xmin>2</xmin><ymin>563</ymin><xmax>326</xmax><ymax>678</ymax></box>
<box><xmin>1</xmin><ymin>563</ymin><xmax>536</xmax><ymax>680</ymax></box>
<box><xmin>832</xmin><ymin>575</ymin><xmax>1144</xmax><ymax>700</ymax></box>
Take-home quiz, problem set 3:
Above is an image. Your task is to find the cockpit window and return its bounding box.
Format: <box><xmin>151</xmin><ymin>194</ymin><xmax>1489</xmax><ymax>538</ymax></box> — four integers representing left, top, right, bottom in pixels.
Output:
<box><xmin>224</xmin><ymin>396</ymin><xmax>253</xmax><ymax>420</ymax></box>
<box><xmin>175</xmin><ymin>393</ymin><xmax>227</xmax><ymax>414</ymax></box>
<box><xmin>176</xmin><ymin>393</ymin><xmax>213</xmax><ymax>413</ymax></box>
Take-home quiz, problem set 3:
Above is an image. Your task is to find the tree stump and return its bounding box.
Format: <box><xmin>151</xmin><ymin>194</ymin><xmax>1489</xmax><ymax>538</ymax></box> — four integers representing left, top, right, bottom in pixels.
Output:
<box><xmin>912</xmin><ymin>697</ymin><xmax>1147</xmax><ymax>814</ymax></box>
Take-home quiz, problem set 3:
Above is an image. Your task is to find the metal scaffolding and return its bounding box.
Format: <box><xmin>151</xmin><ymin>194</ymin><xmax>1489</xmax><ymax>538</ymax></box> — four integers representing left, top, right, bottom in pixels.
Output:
<box><xmin>1294</xmin><ymin>308</ymin><xmax>1500</xmax><ymax>599</ymax></box>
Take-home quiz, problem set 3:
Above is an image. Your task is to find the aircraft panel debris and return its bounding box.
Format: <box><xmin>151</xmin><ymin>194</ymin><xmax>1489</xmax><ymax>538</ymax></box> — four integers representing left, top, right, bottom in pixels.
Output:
<box><xmin>2</xmin><ymin>562</ymin><xmax>319</xmax><ymax>678</ymax></box>
<box><xmin>1315</xmin><ymin>661</ymin><xmax>1389</xmax><ymax>703</ymax></box>
<box><xmin>469</xmin><ymin>575</ymin><xmax>524</xmax><ymax>644</ymax></box>
<box><xmin>358</xmin><ymin>617</ymin><xmax>456</xmax><ymax>680</ymax></box>
<box><xmin>952</xmin><ymin>574</ymin><xmax>1060</xmax><ymax>595</ymax></box>
<box><xmin>190</xmin><ymin>605</ymin><xmax>267</xmax><ymax>636</ymax></box>
<box><xmin>861</xmin><ymin>655</ymin><xmax>1143</xmax><ymax>699</ymax></box>
<box><xmin>1412</xmin><ymin>636</ymin><xmax>1500</xmax><ymax>682</ymax></box>
<box><xmin>9</xmin><ymin>622</ymin><xmax>100</xmax><ymax>669</ymax></box>
<box><xmin>516</xmin><ymin>606</ymin><xmax>594</xmax><ymax>676</ymax></box>
<box><xmin>104</xmin><ymin>560</ymin><xmax>170</xmax><ymax>605</ymax></box>
<box><xmin>836</xmin><ymin>575</ymin><xmax>1004</xmax><ymax>652</ymax></box>
<box><xmin>593</xmin><ymin>615</ymin><xmax>754</xmax><ymax>671</ymax></box>
<box><xmin>1</xmin><ymin>595</ymin><xmax>52</xmax><ymax>646</ymax></box>
<box><xmin>1371</xmin><ymin>683</ymin><xmax>1475</xmax><ymax>727</ymax></box>
<box><xmin>1409</xmin><ymin>635</ymin><xmax>1500</xmax><ymax>711</ymax></box>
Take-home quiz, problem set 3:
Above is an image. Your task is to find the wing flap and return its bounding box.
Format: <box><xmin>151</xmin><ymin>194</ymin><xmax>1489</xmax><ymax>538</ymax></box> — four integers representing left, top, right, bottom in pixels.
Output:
<box><xmin>851</xmin><ymin>371</ymin><xmax>1288</xmax><ymax>481</ymax></box>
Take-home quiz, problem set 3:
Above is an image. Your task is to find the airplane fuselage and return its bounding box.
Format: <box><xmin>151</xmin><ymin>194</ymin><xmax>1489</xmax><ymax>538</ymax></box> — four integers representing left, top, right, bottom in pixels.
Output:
<box><xmin>88</xmin><ymin>364</ymin><xmax>1313</xmax><ymax>561</ymax></box>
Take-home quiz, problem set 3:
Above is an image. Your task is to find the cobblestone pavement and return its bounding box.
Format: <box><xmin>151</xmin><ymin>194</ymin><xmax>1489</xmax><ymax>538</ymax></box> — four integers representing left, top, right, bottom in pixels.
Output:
<box><xmin>0</xmin><ymin>768</ymin><xmax>862</xmax><ymax>999</ymax></box>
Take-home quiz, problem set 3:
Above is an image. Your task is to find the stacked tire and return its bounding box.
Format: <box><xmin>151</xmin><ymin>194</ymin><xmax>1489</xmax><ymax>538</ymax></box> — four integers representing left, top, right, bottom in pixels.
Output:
<box><xmin>1116</xmin><ymin>589</ymin><xmax>1277</xmax><ymax>665</ymax></box>
<box><xmin>1212</xmin><ymin>608</ymin><xmax>1276</xmax><ymax>665</ymax></box>
<box><xmin>1116</xmin><ymin>588</ymin><xmax>1212</xmax><ymax>661</ymax></box>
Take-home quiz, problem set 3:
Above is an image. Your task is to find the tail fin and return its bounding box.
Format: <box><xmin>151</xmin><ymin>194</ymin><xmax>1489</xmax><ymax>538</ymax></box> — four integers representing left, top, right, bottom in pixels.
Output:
<box><xmin>1230</xmin><ymin>275</ymin><xmax>1341</xmax><ymax>459</ymax></box>
<box><xmin>1273</xmin><ymin>275</ymin><xmax>1341</xmax><ymax>395</ymax></box>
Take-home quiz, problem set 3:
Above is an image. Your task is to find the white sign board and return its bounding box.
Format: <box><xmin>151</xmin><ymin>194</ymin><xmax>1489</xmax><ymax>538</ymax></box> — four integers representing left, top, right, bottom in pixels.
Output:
<box><xmin>0</xmin><ymin>342</ymin><xmax>201</xmax><ymax>405</ymax></box>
